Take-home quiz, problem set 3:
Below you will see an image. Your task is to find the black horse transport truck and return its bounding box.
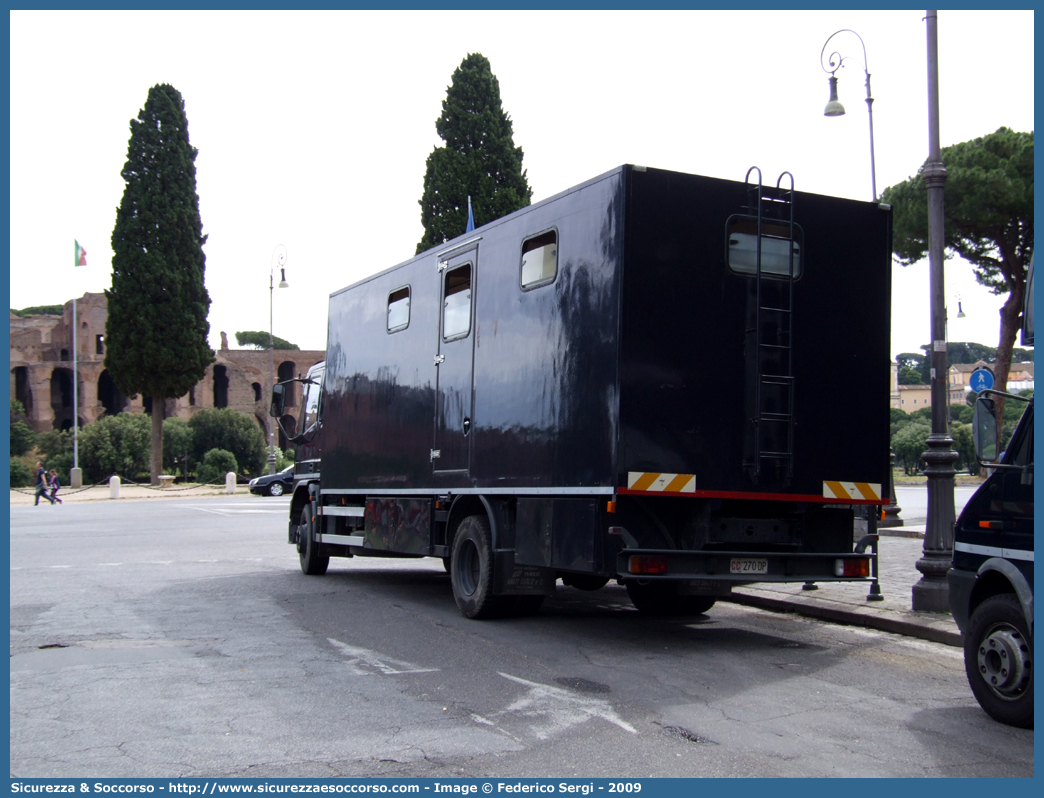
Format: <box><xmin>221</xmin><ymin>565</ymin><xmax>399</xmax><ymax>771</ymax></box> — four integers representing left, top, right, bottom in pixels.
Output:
<box><xmin>272</xmin><ymin>164</ymin><xmax>893</xmax><ymax>619</ymax></box>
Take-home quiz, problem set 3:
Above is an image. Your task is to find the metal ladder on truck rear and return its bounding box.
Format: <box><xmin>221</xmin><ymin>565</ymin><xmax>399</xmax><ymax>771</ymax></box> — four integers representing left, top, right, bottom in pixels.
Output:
<box><xmin>743</xmin><ymin>168</ymin><xmax>797</xmax><ymax>484</ymax></box>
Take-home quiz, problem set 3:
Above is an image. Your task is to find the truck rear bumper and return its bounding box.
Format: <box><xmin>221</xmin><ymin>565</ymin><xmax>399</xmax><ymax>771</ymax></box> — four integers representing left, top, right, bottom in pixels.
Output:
<box><xmin>615</xmin><ymin>548</ymin><xmax>874</xmax><ymax>584</ymax></box>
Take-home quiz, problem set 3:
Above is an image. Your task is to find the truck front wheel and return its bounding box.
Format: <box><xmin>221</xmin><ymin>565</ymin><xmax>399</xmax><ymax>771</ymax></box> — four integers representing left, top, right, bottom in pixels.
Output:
<box><xmin>964</xmin><ymin>593</ymin><xmax>1033</xmax><ymax>728</ymax></box>
<box><xmin>297</xmin><ymin>505</ymin><xmax>329</xmax><ymax>576</ymax></box>
<box><xmin>450</xmin><ymin>514</ymin><xmax>508</xmax><ymax>619</ymax></box>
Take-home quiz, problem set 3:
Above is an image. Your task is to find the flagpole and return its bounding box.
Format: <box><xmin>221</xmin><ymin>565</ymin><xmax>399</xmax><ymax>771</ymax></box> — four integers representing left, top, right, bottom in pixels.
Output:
<box><xmin>73</xmin><ymin>295</ymin><xmax>79</xmax><ymax>465</ymax></box>
<box><xmin>70</xmin><ymin>241</ymin><xmax>85</xmax><ymax>488</ymax></box>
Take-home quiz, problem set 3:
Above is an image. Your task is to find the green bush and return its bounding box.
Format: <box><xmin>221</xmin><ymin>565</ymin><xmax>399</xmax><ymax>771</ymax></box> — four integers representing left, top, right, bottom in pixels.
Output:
<box><xmin>35</xmin><ymin>428</ymin><xmax>75</xmax><ymax>484</ymax></box>
<box><xmin>78</xmin><ymin>413</ymin><xmax>151</xmax><ymax>483</ymax></box>
<box><xmin>188</xmin><ymin>408</ymin><xmax>266</xmax><ymax>476</ymax></box>
<box><xmin>950</xmin><ymin>403</ymin><xmax>974</xmax><ymax>425</ymax></box>
<box><xmin>10</xmin><ymin>399</ymin><xmax>37</xmax><ymax>457</ymax></box>
<box><xmin>952</xmin><ymin>422</ymin><xmax>980</xmax><ymax>476</ymax></box>
<box><xmin>274</xmin><ymin>447</ymin><xmax>295</xmax><ymax>471</ymax></box>
<box><xmin>10</xmin><ymin>458</ymin><xmax>32</xmax><ymax>488</ymax></box>
<box><xmin>163</xmin><ymin>417</ymin><xmax>193</xmax><ymax>472</ymax></box>
<box><xmin>891</xmin><ymin>421</ymin><xmax>930</xmax><ymax>475</ymax></box>
<box><xmin>10</xmin><ymin>420</ymin><xmax>36</xmax><ymax>457</ymax></box>
<box><xmin>909</xmin><ymin>407</ymin><xmax>933</xmax><ymax>424</ymax></box>
<box><xmin>197</xmin><ymin>448</ymin><xmax>238</xmax><ymax>485</ymax></box>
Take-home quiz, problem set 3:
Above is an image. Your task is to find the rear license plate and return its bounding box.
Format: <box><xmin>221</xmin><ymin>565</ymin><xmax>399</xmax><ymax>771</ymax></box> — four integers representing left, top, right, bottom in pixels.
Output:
<box><xmin>730</xmin><ymin>558</ymin><xmax>768</xmax><ymax>575</ymax></box>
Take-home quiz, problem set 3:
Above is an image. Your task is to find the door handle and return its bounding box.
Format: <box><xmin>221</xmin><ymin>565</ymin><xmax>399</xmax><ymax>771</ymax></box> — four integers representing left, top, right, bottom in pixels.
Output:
<box><xmin>463</xmin><ymin>417</ymin><xmax>471</xmax><ymax>436</ymax></box>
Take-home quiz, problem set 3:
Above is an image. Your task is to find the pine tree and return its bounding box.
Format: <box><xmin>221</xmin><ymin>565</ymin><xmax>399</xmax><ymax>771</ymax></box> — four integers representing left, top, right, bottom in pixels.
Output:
<box><xmin>416</xmin><ymin>53</ymin><xmax>533</xmax><ymax>254</ymax></box>
<box><xmin>106</xmin><ymin>83</ymin><xmax>214</xmax><ymax>484</ymax></box>
<box><xmin>882</xmin><ymin>127</ymin><xmax>1033</xmax><ymax>413</ymax></box>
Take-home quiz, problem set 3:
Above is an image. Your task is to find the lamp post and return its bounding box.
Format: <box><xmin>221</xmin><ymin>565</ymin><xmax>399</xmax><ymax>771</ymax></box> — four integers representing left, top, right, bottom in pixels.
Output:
<box><xmin>913</xmin><ymin>9</ymin><xmax>957</xmax><ymax>612</ymax></box>
<box><xmin>820</xmin><ymin>28</ymin><xmax>902</xmax><ymax>534</ymax></box>
<box><xmin>269</xmin><ymin>245</ymin><xmax>289</xmax><ymax>476</ymax></box>
<box><xmin>821</xmin><ymin>28</ymin><xmax>877</xmax><ymax>200</ymax></box>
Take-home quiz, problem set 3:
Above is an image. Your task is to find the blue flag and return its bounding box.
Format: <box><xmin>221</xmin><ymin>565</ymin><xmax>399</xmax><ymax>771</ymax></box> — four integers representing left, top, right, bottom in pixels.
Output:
<box><xmin>466</xmin><ymin>196</ymin><xmax>475</xmax><ymax>233</ymax></box>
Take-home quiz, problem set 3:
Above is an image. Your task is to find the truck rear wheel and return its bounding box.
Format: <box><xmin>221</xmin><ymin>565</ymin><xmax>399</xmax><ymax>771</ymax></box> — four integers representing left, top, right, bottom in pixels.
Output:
<box><xmin>450</xmin><ymin>514</ymin><xmax>508</xmax><ymax>619</ymax></box>
<box><xmin>561</xmin><ymin>574</ymin><xmax>610</xmax><ymax>592</ymax></box>
<box><xmin>297</xmin><ymin>505</ymin><xmax>329</xmax><ymax>576</ymax></box>
<box><xmin>964</xmin><ymin>593</ymin><xmax>1033</xmax><ymax>728</ymax></box>
<box><xmin>626</xmin><ymin>580</ymin><xmax>715</xmax><ymax>616</ymax></box>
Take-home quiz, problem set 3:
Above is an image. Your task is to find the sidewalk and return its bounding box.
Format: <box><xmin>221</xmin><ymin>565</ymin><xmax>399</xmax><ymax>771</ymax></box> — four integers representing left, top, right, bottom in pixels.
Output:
<box><xmin>11</xmin><ymin>486</ymin><xmax>962</xmax><ymax>647</ymax></box>
<box><xmin>9</xmin><ymin>482</ymin><xmax>250</xmax><ymax>506</ymax></box>
<box><xmin>729</xmin><ymin>525</ymin><xmax>963</xmax><ymax>647</ymax></box>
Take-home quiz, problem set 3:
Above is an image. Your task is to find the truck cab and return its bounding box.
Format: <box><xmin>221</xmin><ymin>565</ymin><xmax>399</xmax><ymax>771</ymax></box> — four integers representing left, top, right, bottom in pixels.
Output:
<box><xmin>947</xmin><ymin>258</ymin><xmax>1034</xmax><ymax>728</ymax></box>
<box><xmin>272</xmin><ymin>361</ymin><xmax>324</xmax><ymax>557</ymax></box>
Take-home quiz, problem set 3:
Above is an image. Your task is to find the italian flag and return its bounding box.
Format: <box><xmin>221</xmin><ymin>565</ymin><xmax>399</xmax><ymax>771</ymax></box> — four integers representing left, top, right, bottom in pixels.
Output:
<box><xmin>74</xmin><ymin>240</ymin><xmax>87</xmax><ymax>267</ymax></box>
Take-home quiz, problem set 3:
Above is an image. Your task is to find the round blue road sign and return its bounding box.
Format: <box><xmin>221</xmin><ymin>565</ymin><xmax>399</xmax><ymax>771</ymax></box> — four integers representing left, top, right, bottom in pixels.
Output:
<box><xmin>969</xmin><ymin>367</ymin><xmax>995</xmax><ymax>393</ymax></box>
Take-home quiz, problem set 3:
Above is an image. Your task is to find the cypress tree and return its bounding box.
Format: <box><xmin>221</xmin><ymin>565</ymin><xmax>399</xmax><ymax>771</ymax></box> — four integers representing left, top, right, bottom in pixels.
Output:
<box><xmin>416</xmin><ymin>53</ymin><xmax>533</xmax><ymax>254</ymax></box>
<box><xmin>106</xmin><ymin>83</ymin><xmax>214</xmax><ymax>484</ymax></box>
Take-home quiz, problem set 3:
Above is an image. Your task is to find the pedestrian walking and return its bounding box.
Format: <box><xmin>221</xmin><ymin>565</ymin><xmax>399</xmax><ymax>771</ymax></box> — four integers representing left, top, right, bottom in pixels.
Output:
<box><xmin>48</xmin><ymin>469</ymin><xmax>63</xmax><ymax>504</ymax></box>
<box><xmin>34</xmin><ymin>462</ymin><xmax>54</xmax><ymax>506</ymax></box>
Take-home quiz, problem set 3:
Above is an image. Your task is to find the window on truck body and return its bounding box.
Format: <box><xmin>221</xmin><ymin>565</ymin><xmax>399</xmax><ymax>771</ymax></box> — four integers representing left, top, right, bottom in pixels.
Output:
<box><xmin>443</xmin><ymin>264</ymin><xmax>472</xmax><ymax>340</ymax></box>
<box><xmin>387</xmin><ymin>286</ymin><xmax>411</xmax><ymax>332</ymax></box>
<box><xmin>520</xmin><ymin>230</ymin><xmax>558</xmax><ymax>289</ymax></box>
<box><xmin>726</xmin><ymin>216</ymin><xmax>803</xmax><ymax>279</ymax></box>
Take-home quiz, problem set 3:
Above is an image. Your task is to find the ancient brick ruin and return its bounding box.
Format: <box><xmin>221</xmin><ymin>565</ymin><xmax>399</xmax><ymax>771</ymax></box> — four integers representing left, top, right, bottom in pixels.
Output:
<box><xmin>10</xmin><ymin>293</ymin><xmax>324</xmax><ymax>450</ymax></box>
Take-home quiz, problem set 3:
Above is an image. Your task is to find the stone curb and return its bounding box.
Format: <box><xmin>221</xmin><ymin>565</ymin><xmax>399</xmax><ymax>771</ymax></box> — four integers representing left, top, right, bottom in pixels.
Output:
<box><xmin>727</xmin><ymin>589</ymin><xmax>963</xmax><ymax>648</ymax></box>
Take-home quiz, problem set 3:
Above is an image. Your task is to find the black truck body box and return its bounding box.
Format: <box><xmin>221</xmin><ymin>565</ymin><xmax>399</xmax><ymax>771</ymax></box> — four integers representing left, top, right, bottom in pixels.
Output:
<box><xmin>318</xmin><ymin>164</ymin><xmax>891</xmax><ymax>579</ymax></box>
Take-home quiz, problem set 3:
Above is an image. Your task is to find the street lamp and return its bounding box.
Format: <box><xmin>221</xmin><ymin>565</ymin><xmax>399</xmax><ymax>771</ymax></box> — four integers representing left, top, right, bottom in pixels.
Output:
<box><xmin>820</xmin><ymin>28</ymin><xmax>878</xmax><ymax>200</ymax></box>
<box><xmin>913</xmin><ymin>9</ymin><xmax>957</xmax><ymax>613</ymax></box>
<box><xmin>269</xmin><ymin>245</ymin><xmax>289</xmax><ymax>476</ymax></box>
<box><xmin>820</xmin><ymin>28</ymin><xmax>901</xmax><ymax>540</ymax></box>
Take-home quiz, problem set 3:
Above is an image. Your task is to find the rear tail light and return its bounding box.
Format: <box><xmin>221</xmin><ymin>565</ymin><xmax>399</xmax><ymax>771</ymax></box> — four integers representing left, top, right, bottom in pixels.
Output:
<box><xmin>834</xmin><ymin>558</ymin><xmax>870</xmax><ymax>578</ymax></box>
<box><xmin>629</xmin><ymin>555</ymin><xmax>668</xmax><ymax>575</ymax></box>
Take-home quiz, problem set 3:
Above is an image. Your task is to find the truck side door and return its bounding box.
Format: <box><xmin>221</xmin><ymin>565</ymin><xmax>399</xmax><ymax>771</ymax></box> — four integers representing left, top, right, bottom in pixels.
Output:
<box><xmin>433</xmin><ymin>248</ymin><xmax>477</xmax><ymax>473</ymax></box>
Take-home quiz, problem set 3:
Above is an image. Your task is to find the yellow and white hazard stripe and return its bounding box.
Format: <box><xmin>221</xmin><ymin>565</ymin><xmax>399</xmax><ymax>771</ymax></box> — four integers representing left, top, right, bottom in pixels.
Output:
<box><xmin>823</xmin><ymin>481</ymin><xmax>882</xmax><ymax>502</ymax></box>
<box><xmin>627</xmin><ymin>472</ymin><xmax>696</xmax><ymax>493</ymax></box>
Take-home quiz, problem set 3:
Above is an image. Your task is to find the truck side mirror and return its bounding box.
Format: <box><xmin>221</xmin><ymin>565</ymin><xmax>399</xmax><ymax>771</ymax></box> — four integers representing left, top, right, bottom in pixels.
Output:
<box><xmin>270</xmin><ymin>384</ymin><xmax>286</xmax><ymax>418</ymax></box>
<box><xmin>973</xmin><ymin>396</ymin><xmax>998</xmax><ymax>462</ymax></box>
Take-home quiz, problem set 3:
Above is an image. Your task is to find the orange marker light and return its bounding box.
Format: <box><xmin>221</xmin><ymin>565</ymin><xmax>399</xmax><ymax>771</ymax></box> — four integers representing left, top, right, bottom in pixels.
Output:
<box><xmin>834</xmin><ymin>558</ymin><xmax>870</xmax><ymax>578</ymax></box>
<box><xmin>607</xmin><ymin>500</ymin><xmax>617</xmax><ymax>514</ymax></box>
<box><xmin>629</xmin><ymin>555</ymin><xmax>668</xmax><ymax>575</ymax></box>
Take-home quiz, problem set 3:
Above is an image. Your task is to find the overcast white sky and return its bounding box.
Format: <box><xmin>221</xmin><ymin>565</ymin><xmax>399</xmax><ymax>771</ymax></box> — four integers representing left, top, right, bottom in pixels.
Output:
<box><xmin>8</xmin><ymin>9</ymin><xmax>1035</xmax><ymax>359</ymax></box>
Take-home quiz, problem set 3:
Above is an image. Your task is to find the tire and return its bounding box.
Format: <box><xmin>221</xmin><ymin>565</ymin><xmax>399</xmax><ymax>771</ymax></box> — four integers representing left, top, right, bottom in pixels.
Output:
<box><xmin>297</xmin><ymin>505</ymin><xmax>329</xmax><ymax>576</ymax></box>
<box><xmin>626</xmin><ymin>581</ymin><xmax>715</xmax><ymax>616</ymax></box>
<box><xmin>679</xmin><ymin>596</ymin><xmax>716</xmax><ymax>615</ymax></box>
<box><xmin>626</xmin><ymin>580</ymin><xmax>677</xmax><ymax>614</ymax></box>
<box><xmin>269</xmin><ymin>482</ymin><xmax>285</xmax><ymax>497</ymax></box>
<box><xmin>450</xmin><ymin>514</ymin><xmax>508</xmax><ymax>619</ymax></box>
<box><xmin>964</xmin><ymin>593</ymin><xmax>1033</xmax><ymax>728</ymax></box>
<box><xmin>561</xmin><ymin>574</ymin><xmax>611</xmax><ymax>592</ymax></box>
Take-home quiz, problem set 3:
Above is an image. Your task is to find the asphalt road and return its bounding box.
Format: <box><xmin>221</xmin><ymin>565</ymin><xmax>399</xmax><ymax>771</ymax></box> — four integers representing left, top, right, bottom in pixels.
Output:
<box><xmin>892</xmin><ymin>485</ymin><xmax>979</xmax><ymax>526</ymax></box>
<box><xmin>9</xmin><ymin>496</ymin><xmax>1033</xmax><ymax>779</ymax></box>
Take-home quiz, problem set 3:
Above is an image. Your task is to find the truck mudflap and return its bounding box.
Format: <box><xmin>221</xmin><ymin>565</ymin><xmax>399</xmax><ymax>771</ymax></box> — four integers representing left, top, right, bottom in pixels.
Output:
<box><xmin>493</xmin><ymin>551</ymin><xmax>556</xmax><ymax>596</ymax></box>
<box><xmin>614</xmin><ymin>548</ymin><xmax>875</xmax><ymax>584</ymax></box>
